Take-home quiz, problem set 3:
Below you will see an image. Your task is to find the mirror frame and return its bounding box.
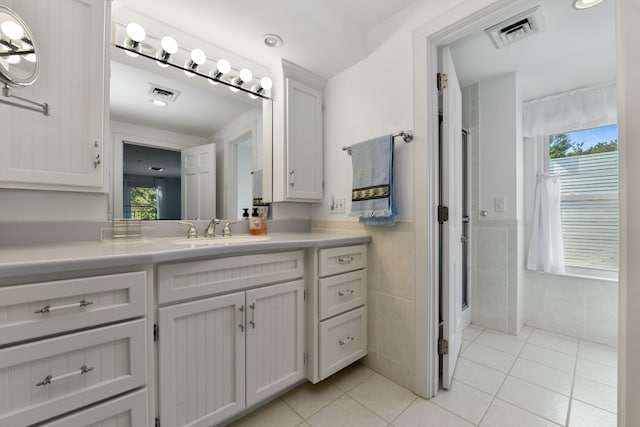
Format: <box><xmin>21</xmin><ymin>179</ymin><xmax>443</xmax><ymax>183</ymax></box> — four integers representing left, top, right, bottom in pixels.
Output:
<box><xmin>0</xmin><ymin>5</ymin><xmax>40</xmax><ymax>87</ymax></box>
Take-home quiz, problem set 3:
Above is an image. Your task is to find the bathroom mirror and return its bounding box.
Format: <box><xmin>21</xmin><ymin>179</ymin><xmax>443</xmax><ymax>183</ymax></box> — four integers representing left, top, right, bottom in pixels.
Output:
<box><xmin>0</xmin><ymin>5</ymin><xmax>39</xmax><ymax>87</ymax></box>
<box><xmin>110</xmin><ymin>5</ymin><xmax>272</xmax><ymax>221</ymax></box>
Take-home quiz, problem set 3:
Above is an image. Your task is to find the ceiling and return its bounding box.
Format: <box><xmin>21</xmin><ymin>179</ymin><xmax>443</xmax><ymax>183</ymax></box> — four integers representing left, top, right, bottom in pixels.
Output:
<box><xmin>110</xmin><ymin>0</ymin><xmax>616</xmax><ymax>140</ymax></box>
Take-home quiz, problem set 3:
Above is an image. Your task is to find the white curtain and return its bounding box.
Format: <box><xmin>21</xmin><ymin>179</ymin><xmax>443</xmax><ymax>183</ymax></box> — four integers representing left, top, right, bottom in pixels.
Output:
<box><xmin>527</xmin><ymin>174</ymin><xmax>565</xmax><ymax>273</ymax></box>
<box><xmin>523</xmin><ymin>84</ymin><xmax>616</xmax><ymax>138</ymax></box>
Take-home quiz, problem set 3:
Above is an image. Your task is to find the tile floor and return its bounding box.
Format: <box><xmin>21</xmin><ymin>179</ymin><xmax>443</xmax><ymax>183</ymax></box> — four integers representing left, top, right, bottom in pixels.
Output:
<box><xmin>229</xmin><ymin>325</ymin><xmax>618</xmax><ymax>427</ymax></box>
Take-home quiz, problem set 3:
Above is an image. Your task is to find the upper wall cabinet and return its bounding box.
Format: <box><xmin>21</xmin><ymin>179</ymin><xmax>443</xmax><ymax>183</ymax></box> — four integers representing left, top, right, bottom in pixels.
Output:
<box><xmin>0</xmin><ymin>0</ymin><xmax>108</xmax><ymax>192</ymax></box>
<box><xmin>272</xmin><ymin>60</ymin><xmax>326</xmax><ymax>203</ymax></box>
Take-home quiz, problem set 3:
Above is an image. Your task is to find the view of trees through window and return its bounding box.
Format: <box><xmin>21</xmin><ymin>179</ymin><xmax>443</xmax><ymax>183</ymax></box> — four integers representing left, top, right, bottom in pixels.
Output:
<box><xmin>129</xmin><ymin>186</ymin><xmax>158</xmax><ymax>220</ymax></box>
<box><xmin>548</xmin><ymin>124</ymin><xmax>618</xmax><ymax>270</ymax></box>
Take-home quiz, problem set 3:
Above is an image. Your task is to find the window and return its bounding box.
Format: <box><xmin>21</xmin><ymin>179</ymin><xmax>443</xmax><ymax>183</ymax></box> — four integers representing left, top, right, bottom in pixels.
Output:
<box><xmin>548</xmin><ymin>124</ymin><xmax>618</xmax><ymax>271</ymax></box>
<box><xmin>127</xmin><ymin>186</ymin><xmax>158</xmax><ymax>220</ymax></box>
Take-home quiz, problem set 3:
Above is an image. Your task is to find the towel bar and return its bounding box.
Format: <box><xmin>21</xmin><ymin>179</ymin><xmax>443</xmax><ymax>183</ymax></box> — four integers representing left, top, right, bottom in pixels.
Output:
<box><xmin>342</xmin><ymin>130</ymin><xmax>413</xmax><ymax>155</ymax></box>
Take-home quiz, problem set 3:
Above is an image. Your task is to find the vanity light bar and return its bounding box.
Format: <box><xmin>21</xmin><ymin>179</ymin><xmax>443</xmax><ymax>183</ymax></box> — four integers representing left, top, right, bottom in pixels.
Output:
<box><xmin>115</xmin><ymin>24</ymin><xmax>272</xmax><ymax>100</ymax></box>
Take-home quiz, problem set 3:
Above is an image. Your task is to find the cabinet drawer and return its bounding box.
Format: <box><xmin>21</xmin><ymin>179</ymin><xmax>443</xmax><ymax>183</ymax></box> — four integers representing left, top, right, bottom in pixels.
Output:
<box><xmin>157</xmin><ymin>251</ymin><xmax>304</xmax><ymax>303</ymax></box>
<box><xmin>0</xmin><ymin>319</ymin><xmax>147</xmax><ymax>427</ymax></box>
<box><xmin>319</xmin><ymin>270</ymin><xmax>366</xmax><ymax>320</ymax></box>
<box><xmin>40</xmin><ymin>389</ymin><xmax>148</xmax><ymax>427</ymax></box>
<box><xmin>318</xmin><ymin>245</ymin><xmax>367</xmax><ymax>277</ymax></box>
<box><xmin>319</xmin><ymin>307</ymin><xmax>367</xmax><ymax>380</ymax></box>
<box><xmin>0</xmin><ymin>271</ymin><xmax>147</xmax><ymax>346</ymax></box>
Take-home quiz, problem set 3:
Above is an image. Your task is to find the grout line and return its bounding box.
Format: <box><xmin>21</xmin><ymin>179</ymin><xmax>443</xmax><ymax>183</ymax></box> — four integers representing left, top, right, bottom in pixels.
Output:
<box><xmin>386</xmin><ymin>396</ymin><xmax>418</xmax><ymax>426</ymax></box>
<box><xmin>565</xmin><ymin>340</ymin><xmax>582</xmax><ymax>427</ymax></box>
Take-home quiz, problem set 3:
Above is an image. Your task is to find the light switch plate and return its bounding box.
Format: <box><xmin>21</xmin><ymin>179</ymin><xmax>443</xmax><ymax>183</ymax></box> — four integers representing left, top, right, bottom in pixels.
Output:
<box><xmin>494</xmin><ymin>197</ymin><xmax>506</xmax><ymax>213</ymax></box>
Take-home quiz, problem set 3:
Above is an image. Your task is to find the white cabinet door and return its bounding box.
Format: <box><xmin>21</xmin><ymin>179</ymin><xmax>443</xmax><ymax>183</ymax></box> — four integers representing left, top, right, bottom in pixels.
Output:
<box><xmin>0</xmin><ymin>0</ymin><xmax>108</xmax><ymax>191</ymax></box>
<box><xmin>158</xmin><ymin>292</ymin><xmax>246</xmax><ymax>427</ymax></box>
<box><xmin>284</xmin><ymin>78</ymin><xmax>323</xmax><ymax>201</ymax></box>
<box><xmin>246</xmin><ymin>280</ymin><xmax>305</xmax><ymax>406</ymax></box>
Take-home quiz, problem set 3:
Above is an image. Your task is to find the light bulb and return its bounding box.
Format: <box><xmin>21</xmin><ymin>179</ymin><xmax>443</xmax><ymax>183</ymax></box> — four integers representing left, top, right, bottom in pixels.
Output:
<box><xmin>217</xmin><ymin>59</ymin><xmax>231</xmax><ymax>75</ymax></box>
<box><xmin>1</xmin><ymin>21</ymin><xmax>24</xmax><ymax>40</ymax></box>
<box><xmin>6</xmin><ymin>55</ymin><xmax>20</xmax><ymax>64</ymax></box>
<box><xmin>149</xmin><ymin>99</ymin><xmax>168</xmax><ymax>107</ymax></box>
<box><xmin>24</xmin><ymin>53</ymin><xmax>36</xmax><ymax>63</ymax></box>
<box><xmin>260</xmin><ymin>77</ymin><xmax>273</xmax><ymax>91</ymax></box>
<box><xmin>161</xmin><ymin>36</ymin><xmax>178</xmax><ymax>54</ymax></box>
<box><xmin>126</xmin><ymin>23</ymin><xmax>145</xmax><ymax>43</ymax></box>
<box><xmin>191</xmin><ymin>49</ymin><xmax>206</xmax><ymax>65</ymax></box>
<box><xmin>229</xmin><ymin>86</ymin><xmax>240</xmax><ymax>93</ymax></box>
<box><xmin>573</xmin><ymin>0</ymin><xmax>604</xmax><ymax>8</ymax></box>
<box><xmin>239</xmin><ymin>68</ymin><xmax>253</xmax><ymax>83</ymax></box>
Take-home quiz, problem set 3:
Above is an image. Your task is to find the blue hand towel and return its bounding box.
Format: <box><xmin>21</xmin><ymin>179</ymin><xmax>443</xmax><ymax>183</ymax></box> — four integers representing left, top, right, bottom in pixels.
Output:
<box><xmin>349</xmin><ymin>135</ymin><xmax>399</xmax><ymax>225</ymax></box>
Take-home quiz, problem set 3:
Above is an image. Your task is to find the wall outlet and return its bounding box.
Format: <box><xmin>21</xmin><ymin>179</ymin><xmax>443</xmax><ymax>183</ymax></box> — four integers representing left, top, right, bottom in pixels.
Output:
<box><xmin>331</xmin><ymin>197</ymin><xmax>345</xmax><ymax>214</ymax></box>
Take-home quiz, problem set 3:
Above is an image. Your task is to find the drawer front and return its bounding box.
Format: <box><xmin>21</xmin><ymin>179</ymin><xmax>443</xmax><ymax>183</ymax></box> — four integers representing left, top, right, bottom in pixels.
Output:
<box><xmin>319</xmin><ymin>270</ymin><xmax>366</xmax><ymax>320</ymax></box>
<box><xmin>318</xmin><ymin>245</ymin><xmax>367</xmax><ymax>277</ymax></box>
<box><xmin>157</xmin><ymin>251</ymin><xmax>304</xmax><ymax>304</ymax></box>
<box><xmin>40</xmin><ymin>389</ymin><xmax>148</xmax><ymax>427</ymax></box>
<box><xmin>319</xmin><ymin>307</ymin><xmax>367</xmax><ymax>380</ymax></box>
<box><xmin>0</xmin><ymin>271</ymin><xmax>147</xmax><ymax>346</ymax></box>
<box><xmin>0</xmin><ymin>319</ymin><xmax>147</xmax><ymax>427</ymax></box>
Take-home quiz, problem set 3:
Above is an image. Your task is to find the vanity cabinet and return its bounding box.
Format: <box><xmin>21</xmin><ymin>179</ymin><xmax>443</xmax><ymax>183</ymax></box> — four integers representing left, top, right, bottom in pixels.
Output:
<box><xmin>273</xmin><ymin>59</ymin><xmax>326</xmax><ymax>203</ymax></box>
<box><xmin>156</xmin><ymin>251</ymin><xmax>305</xmax><ymax>427</ymax></box>
<box><xmin>0</xmin><ymin>269</ymin><xmax>149</xmax><ymax>427</ymax></box>
<box><xmin>307</xmin><ymin>244</ymin><xmax>368</xmax><ymax>383</ymax></box>
<box><xmin>0</xmin><ymin>0</ymin><xmax>108</xmax><ymax>191</ymax></box>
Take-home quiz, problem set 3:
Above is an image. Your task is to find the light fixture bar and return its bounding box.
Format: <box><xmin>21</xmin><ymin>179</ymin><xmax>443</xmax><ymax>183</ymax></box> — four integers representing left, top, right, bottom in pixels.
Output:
<box><xmin>114</xmin><ymin>43</ymin><xmax>271</xmax><ymax>100</ymax></box>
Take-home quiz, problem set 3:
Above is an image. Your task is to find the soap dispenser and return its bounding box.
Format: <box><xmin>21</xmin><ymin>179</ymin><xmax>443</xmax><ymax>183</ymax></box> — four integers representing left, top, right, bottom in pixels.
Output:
<box><xmin>242</xmin><ymin>208</ymin><xmax>249</xmax><ymax>220</ymax></box>
<box><xmin>249</xmin><ymin>208</ymin><xmax>261</xmax><ymax>235</ymax></box>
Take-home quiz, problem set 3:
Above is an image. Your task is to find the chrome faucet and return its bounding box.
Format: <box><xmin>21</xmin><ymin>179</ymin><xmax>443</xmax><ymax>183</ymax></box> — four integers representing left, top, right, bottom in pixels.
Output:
<box><xmin>178</xmin><ymin>221</ymin><xmax>198</xmax><ymax>238</ymax></box>
<box><xmin>222</xmin><ymin>221</ymin><xmax>237</xmax><ymax>237</ymax></box>
<box><xmin>204</xmin><ymin>218</ymin><xmax>221</xmax><ymax>238</ymax></box>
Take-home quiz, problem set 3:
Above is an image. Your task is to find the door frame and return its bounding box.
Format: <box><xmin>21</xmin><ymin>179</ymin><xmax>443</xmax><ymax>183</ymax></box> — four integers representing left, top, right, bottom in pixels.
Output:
<box><xmin>412</xmin><ymin>0</ymin><xmax>521</xmax><ymax>399</ymax></box>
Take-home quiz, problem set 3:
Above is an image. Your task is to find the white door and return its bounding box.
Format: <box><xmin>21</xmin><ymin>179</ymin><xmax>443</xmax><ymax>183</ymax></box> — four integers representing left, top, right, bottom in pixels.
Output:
<box><xmin>181</xmin><ymin>143</ymin><xmax>216</xmax><ymax>220</ymax></box>
<box><xmin>158</xmin><ymin>292</ymin><xmax>246</xmax><ymax>427</ymax></box>
<box><xmin>245</xmin><ymin>280</ymin><xmax>305</xmax><ymax>406</ymax></box>
<box><xmin>440</xmin><ymin>47</ymin><xmax>463</xmax><ymax>390</ymax></box>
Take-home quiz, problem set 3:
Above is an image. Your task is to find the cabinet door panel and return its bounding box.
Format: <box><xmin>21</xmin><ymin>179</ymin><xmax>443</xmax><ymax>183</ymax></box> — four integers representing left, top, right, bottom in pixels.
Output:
<box><xmin>285</xmin><ymin>78</ymin><xmax>323</xmax><ymax>201</ymax></box>
<box><xmin>246</xmin><ymin>280</ymin><xmax>305</xmax><ymax>406</ymax></box>
<box><xmin>158</xmin><ymin>292</ymin><xmax>246</xmax><ymax>427</ymax></box>
<box><xmin>0</xmin><ymin>0</ymin><xmax>106</xmax><ymax>190</ymax></box>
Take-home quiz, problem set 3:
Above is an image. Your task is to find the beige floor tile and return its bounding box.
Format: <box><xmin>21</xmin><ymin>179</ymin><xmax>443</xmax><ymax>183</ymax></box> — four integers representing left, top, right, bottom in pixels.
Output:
<box><xmin>460</xmin><ymin>342</ymin><xmax>516</xmax><ymax>373</ymax></box>
<box><xmin>453</xmin><ymin>357</ymin><xmax>506</xmax><ymax>396</ymax></box>
<box><xmin>578</xmin><ymin>341</ymin><xmax>618</xmax><ymax>368</ymax></box>
<box><xmin>480</xmin><ymin>398</ymin><xmax>562</xmax><ymax>427</ymax></box>
<box><xmin>515</xmin><ymin>325</ymin><xmax>534</xmax><ymax>342</ymax></box>
<box><xmin>573</xmin><ymin>376</ymin><xmax>617</xmax><ymax>413</ymax></box>
<box><xmin>349</xmin><ymin>373</ymin><xmax>416</xmax><ymax>422</ymax></box>
<box><xmin>462</xmin><ymin>324</ymin><xmax>484</xmax><ymax>342</ymax></box>
<box><xmin>497</xmin><ymin>376</ymin><xmax>569</xmax><ymax>425</ymax></box>
<box><xmin>282</xmin><ymin>380</ymin><xmax>343</xmax><ymax>419</ymax></box>
<box><xmin>393</xmin><ymin>399</ymin><xmax>474</xmax><ymax>427</ymax></box>
<box><xmin>510</xmin><ymin>358</ymin><xmax>573</xmax><ymax>396</ymax></box>
<box><xmin>576</xmin><ymin>358</ymin><xmax>617</xmax><ymax>387</ymax></box>
<box><xmin>528</xmin><ymin>330</ymin><xmax>579</xmax><ymax>356</ymax></box>
<box><xmin>431</xmin><ymin>380</ymin><xmax>493</xmax><ymax>425</ymax></box>
<box><xmin>568</xmin><ymin>399</ymin><xmax>617</xmax><ymax>427</ymax></box>
<box><xmin>230</xmin><ymin>399</ymin><xmax>303</xmax><ymax>427</ymax></box>
<box><xmin>475</xmin><ymin>330</ymin><xmax>525</xmax><ymax>355</ymax></box>
<box><xmin>519</xmin><ymin>343</ymin><xmax>576</xmax><ymax>373</ymax></box>
<box><xmin>306</xmin><ymin>394</ymin><xmax>387</xmax><ymax>427</ymax></box>
<box><xmin>328</xmin><ymin>362</ymin><xmax>375</xmax><ymax>392</ymax></box>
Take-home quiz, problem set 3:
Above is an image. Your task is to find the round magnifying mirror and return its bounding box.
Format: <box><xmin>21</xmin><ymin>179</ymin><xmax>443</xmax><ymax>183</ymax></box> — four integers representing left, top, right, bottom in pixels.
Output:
<box><xmin>0</xmin><ymin>5</ymin><xmax>39</xmax><ymax>87</ymax></box>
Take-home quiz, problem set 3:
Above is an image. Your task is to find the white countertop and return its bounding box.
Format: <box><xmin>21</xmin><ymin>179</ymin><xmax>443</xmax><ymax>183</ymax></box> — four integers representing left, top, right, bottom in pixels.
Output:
<box><xmin>0</xmin><ymin>232</ymin><xmax>371</xmax><ymax>280</ymax></box>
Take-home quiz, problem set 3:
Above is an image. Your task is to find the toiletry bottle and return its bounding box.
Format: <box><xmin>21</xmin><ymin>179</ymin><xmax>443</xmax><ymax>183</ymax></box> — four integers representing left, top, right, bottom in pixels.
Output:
<box><xmin>242</xmin><ymin>208</ymin><xmax>249</xmax><ymax>220</ymax></box>
<box><xmin>259</xmin><ymin>211</ymin><xmax>267</xmax><ymax>235</ymax></box>
<box><xmin>249</xmin><ymin>208</ymin><xmax>261</xmax><ymax>235</ymax></box>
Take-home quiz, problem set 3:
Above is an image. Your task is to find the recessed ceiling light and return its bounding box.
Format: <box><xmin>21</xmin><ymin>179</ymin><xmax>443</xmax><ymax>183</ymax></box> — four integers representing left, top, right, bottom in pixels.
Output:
<box><xmin>263</xmin><ymin>34</ymin><xmax>283</xmax><ymax>48</ymax></box>
<box><xmin>149</xmin><ymin>99</ymin><xmax>168</xmax><ymax>107</ymax></box>
<box><xmin>573</xmin><ymin>0</ymin><xmax>605</xmax><ymax>9</ymax></box>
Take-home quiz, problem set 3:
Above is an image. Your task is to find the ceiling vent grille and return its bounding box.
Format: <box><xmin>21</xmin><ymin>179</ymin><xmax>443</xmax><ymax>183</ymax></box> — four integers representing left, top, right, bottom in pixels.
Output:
<box><xmin>148</xmin><ymin>84</ymin><xmax>181</xmax><ymax>102</ymax></box>
<box><xmin>485</xmin><ymin>6</ymin><xmax>546</xmax><ymax>49</ymax></box>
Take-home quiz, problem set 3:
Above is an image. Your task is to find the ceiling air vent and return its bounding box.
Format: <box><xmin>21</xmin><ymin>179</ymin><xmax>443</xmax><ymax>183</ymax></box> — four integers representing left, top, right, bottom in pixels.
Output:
<box><xmin>485</xmin><ymin>6</ymin><xmax>546</xmax><ymax>49</ymax></box>
<box><xmin>148</xmin><ymin>84</ymin><xmax>181</xmax><ymax>102</ymax></box>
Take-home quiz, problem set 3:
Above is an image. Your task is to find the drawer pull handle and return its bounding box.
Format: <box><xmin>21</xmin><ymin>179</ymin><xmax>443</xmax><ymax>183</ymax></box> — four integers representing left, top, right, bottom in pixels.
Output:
<box><xmin>249</xmin><ymin>302</ymin><xmax>256</xmax><ymax>329</ymax></box>
<box><xmin>339</xmin><ymin>336</ymin><xmax>355</xmax><ymax>345</ymax></box>
<box><xmin>338</xmin><ymin>289</ymin><xmax>355</xmax><ymax>296</ymax></box>
<box><xmin>36</xmin><ymin>365</ymin><xmax>94</xmax><ymax>387</ymax></box>
<box><xmin>338</xmin><ymin>256</ymin><xmax>354</xmax><ymax>264</ymax></box>
<box><xmin>34</xmin><ymin>299</ymin><xmax>93</xmax><ymax>314</ymax></box>
<box><xmin>239</xmin><ymin>305</ymin><xmax>245</xmax><ymax>332</ymax></box>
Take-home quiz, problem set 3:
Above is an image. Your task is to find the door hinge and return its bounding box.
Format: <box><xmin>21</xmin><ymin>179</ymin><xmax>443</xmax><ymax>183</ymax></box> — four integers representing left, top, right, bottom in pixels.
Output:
<box><xmin>155</xmin><ymin>417</ymin><xmax>160</xmax><ymax>427</ymax></box>
<box><xmin>153</xmin><ymin>324</ymin><xmax>159</xmax><ymax>342</ymax></box>
<box><xmin>437</xmin><ymin>73</ymin><xmax>448</xmax><ymax>90</ymax></box>
<box><xmin>438</xmin><ymin>338</ymin><xmax>449</xmax><ymax>355</ymax></box>
<box><xmin>438</xmin><ymin>205</ymin><xmax>449</xmax><ymax>224</ymax></box>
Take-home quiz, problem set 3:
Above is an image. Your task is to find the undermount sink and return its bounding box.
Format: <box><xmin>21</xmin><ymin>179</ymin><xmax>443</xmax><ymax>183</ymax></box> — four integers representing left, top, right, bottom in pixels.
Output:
<box><xmin>172</xmin><ymin>235</ymin><xmax>272</xmax><ymax>246</ymax></box>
